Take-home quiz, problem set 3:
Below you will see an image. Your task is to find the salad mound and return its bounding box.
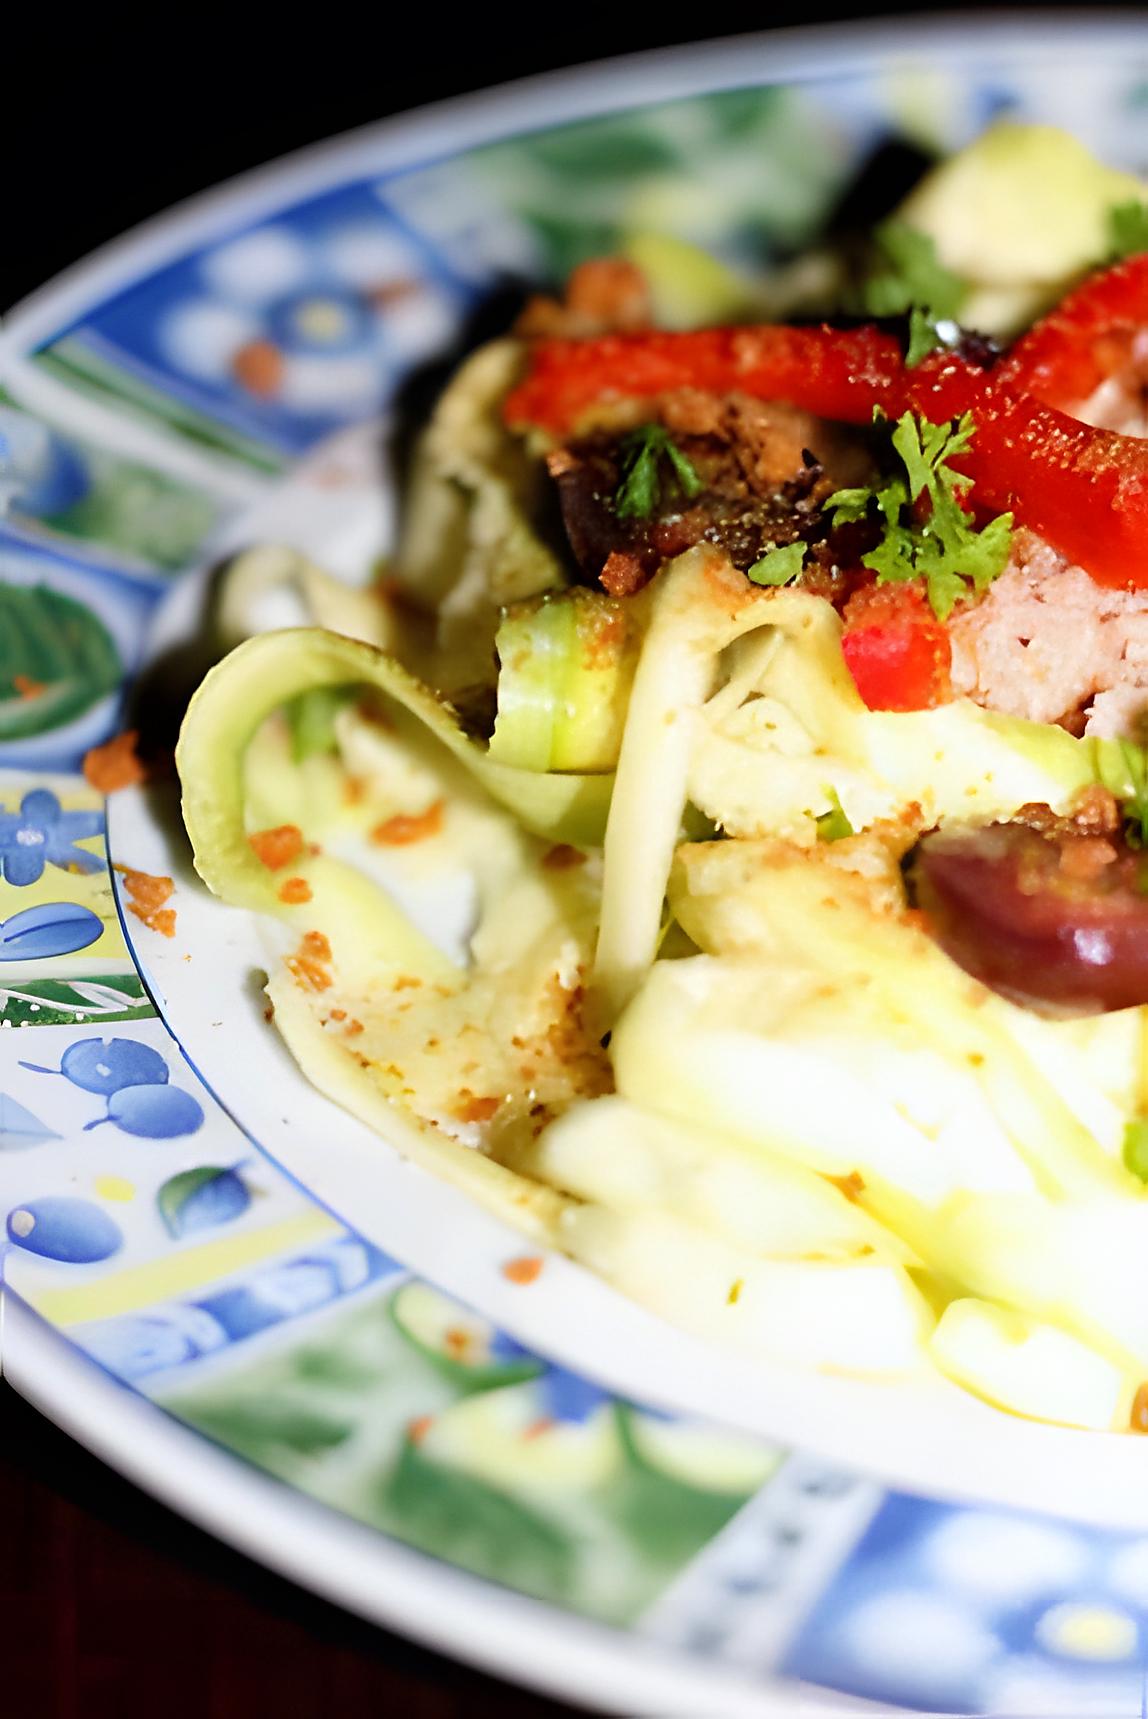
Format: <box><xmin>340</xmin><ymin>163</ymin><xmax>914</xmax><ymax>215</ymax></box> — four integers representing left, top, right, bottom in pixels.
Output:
<box><xmin>180</xmin><ymin>121</ymin><xmax>1148</xmax><ymax>1434</ymax></box>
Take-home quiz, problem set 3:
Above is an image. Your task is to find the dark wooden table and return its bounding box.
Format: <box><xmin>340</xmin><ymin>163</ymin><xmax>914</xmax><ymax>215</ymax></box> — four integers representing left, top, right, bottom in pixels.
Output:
<box><xmin>0</xmin><ymin>1383</ymin><xmax>585</xmax><ymax>1717</ymax></box>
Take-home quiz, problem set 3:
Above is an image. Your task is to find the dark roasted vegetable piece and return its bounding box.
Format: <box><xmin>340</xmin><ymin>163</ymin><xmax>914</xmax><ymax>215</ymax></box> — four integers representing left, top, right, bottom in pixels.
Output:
<box><xmin>912</xmin><ymin>820</ymin><xmax>1148</xmax><ymax>1011</ymax></box>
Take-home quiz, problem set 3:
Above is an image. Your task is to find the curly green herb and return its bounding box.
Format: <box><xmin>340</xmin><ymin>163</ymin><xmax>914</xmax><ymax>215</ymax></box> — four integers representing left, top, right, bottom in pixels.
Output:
<box><xmin>614</xmin><ymin>425</ymin><xmax>704</xmax><ymax>520</ymax></box>
<box><xmin>825</xmin><ymin>410</ymin><xmax>1013</xmax><ymax>621</ymax></box>
<box><xmin>746</xmin><ymin>541</ymin><xmax>806</xmax><ymax>587</ymax></box>
<box><xmin>1108</xmin><ymin>200</ymin><xmax>1148</xmax><ymax>262</ymax></box>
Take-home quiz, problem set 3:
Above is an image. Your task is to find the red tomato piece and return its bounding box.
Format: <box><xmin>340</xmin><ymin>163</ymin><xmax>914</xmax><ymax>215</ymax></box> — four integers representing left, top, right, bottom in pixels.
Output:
<box><xmin>840</xmin><ymin>584</ymin><xmax>952</xmax><ymax>712</ymax></box>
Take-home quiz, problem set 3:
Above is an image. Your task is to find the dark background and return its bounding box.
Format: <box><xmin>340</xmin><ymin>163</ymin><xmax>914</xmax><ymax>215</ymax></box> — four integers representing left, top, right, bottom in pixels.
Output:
<box><xmin>3</xmin><ymin>7</ymin><xmax>1145</xmax><ymax>1716</ymax></box>
<box><xmin>5</xmin><ymin>4</ymin><xmax>1143</xmax><ymax>314</ymax></box>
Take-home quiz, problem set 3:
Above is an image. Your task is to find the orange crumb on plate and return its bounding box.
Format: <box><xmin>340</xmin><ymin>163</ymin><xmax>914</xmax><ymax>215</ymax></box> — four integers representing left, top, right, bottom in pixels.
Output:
<box><xmin>117</xmin><ymin>868</ymin><xmax>176</xmax><ymax>937</ymax></box>
<box><xmin>232</xmin><ymin>338</ymin><xmax>283</xmax><ymax>397</ymax></box>
<box><xmin>84</xmin><ymin>730</ymin><xmax>145</xmax><ymax>793</ymax></box>
<box><xmin>502</xmin><ymin>1255</ymin><xmax>544</xmax><ymax>1286</ymax></box>
<box><xmin>137</xmin><ymin>908</ymin><xmax>175</xmax><ymax>938</ymax></box>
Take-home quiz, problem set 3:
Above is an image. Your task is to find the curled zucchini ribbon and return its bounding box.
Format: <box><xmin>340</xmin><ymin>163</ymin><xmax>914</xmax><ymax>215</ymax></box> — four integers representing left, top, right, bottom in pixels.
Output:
<box><xmin>180</xmin><ymin>625</ymin><xmax>614</xmax><ymax>921</ymax></box>
<box><xmin>178</xmin><ymin>625</ymin><xmax>615</xmax><ymax>1238</ymax></box>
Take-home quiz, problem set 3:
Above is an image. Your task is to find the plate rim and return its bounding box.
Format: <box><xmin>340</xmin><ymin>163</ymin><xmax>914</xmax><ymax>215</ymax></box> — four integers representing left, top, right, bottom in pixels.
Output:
<box><xmin>5</xmin><ymin>1293</ymin><xmax>857</xmax><ymax>1719</ymax></box>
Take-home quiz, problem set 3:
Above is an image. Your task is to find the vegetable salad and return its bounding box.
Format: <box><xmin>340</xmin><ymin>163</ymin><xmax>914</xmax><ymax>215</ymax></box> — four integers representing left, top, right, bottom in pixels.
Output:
<box><xmin>180</xmin><ymin>121</ymin><xmax>1148</xmax><ymax>1434</ymax></box>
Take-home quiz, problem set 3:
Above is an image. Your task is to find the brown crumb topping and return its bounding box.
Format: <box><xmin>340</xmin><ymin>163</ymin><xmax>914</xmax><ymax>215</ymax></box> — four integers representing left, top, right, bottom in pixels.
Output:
<box><xmin>826</xmin><ymin>1170</ymin><xmax>866</xmax><ymax>1203</ymax></box>
<box><xmin>277</xmin><ymin>876</ymin><xmax>313</xmax><ymax>904</ymax></box>
<box><xmin>503</xmin><ymin>1255</ymin><xmax>545</xmax><ymax>1285</ymax></box>
<box><xmin>542</xmin><ymin>844</ymin><xmax>587</xmax><ymax>871</ymax></box>
<box><xmin>370</xmin><ymin>801</ymin><xmax>445</xmax><ymax>846</ymax></box>
<box><xmin>286</xmin><ymin>929</ymin><xmax>334</xmax><ymax>992</ymax></box>
<box><xmin>117</xmin><ymin>867</ymin><xmax>176</xmax><ymax>938</ymax></box>
<box><xmin>84</xmin><ymin>731</ymin><xmax>145</xmax><ymax>793</ymax></box>
<box><xmin>248</xmin><ymin>824</ymin><xmax>304</xmax><ymax>871</ymax></box>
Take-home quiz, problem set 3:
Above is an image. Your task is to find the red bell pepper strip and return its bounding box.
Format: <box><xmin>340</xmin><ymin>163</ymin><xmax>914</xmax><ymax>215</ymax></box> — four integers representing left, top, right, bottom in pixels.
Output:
<box><xmin>506</xmin><ymin>329</ymin><xmax>1148</xmax><ymax>590</ymax></box>
<box><xmin>906</xmin><ymin>354</ymin><xmax>1148</xmax><ymax>590</ymax></box>
<box><xmin>502</xmin><ymin>324</ymin><xmax>908</xmax><ymax>435</ymax></box>
<box><xmin>840</xmin><ymin>584</ymin><xmax>952</xmax><ymax>712</ymax></box>
<box><xmin>997</xmin><ymin>253</ymin><xmax>1148</xmax><ymax>409</ymax></box>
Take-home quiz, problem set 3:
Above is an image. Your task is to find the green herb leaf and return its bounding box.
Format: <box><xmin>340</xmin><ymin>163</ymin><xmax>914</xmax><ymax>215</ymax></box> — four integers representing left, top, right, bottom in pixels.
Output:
<box><xmin>818</xmin><ymin>486</ymin><xmax>870</xmax><ymax>524</ymax></box>
<box><xmin>1108</xmin><ymin>200</ymin><xmax>1148</xmax><ymax>262</ymax></box>
<box><xmin>817</xmin><ymin>788</ymin><xmax>855</xmax><ymax>843</ymax></box>
<box><xmin>614</xmin><ymin>425</ymin><xmax>703</xmax><ymax>519</ymax></box>
<box><xmin>746</xmin><ymin>541</ymin><xmax>806</xmax><ymax>586</ymax></box>
<box><xmin>664</xmin><ymin>438</ymin><xmax>705</xmax><ymax>500</ymax></box>
<box><xmin>891</xmin><ymin>412</ymin><xmax>973</xmax><ymax>502</ymax></box>
<box><xmin>823</xmin><ymin>410</ymin><xmax>1013</xmax><ymax>621</ymax></box>
<box><xmin>614</xmin><ymin>438</ymin><xmax>660</xmax><ymax>519</ymax></box>
<box><xmin>861</xmin><ymin>221</ymin><xmax>965</xmax><ymax>366</ymax></box>
<box><xmin>1124</xmin><ymin>1117</ymin><xmax>1148</xmax><ymax>1183</ymax></box>
<box><xmin>906</xmin><ymin>304</ymin><xmax>945</xmax><ymax>366</ymax></box>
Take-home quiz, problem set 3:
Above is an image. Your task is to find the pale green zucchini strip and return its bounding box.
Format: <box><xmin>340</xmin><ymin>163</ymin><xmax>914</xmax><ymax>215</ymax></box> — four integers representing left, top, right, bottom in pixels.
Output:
<box><xmin>179</xmin><ymin>625</ymin><xmax>615</xmax><ymax>924</ymax></box>
<box><xmin>267</xmin><ymin>978</ymin><xmax>569</xmax><ymax>1244</ymax></box>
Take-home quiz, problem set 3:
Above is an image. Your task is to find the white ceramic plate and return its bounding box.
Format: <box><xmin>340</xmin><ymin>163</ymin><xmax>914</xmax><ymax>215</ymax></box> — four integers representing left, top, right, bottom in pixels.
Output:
<box><xmin>6</xmin><ymin>22</ymin><xmax>1148</xmax><ymax>1715</ymax></box>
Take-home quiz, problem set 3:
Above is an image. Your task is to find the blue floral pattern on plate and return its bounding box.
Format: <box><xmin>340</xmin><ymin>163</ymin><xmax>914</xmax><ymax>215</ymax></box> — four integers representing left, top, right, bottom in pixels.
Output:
<box><xmin>0</xmin><ymin>789</ymin><xmax>105</xmax><ymax>885</ymax></box>
<box><xmin>36</xmin><ymin>186</ymin><xmax>468</xmax><ymax>465</ymax></box>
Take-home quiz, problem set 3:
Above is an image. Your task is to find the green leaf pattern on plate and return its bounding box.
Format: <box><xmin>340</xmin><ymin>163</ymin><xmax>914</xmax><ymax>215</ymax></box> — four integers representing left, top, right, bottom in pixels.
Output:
<box><xmin>163</xmin><ymin>1284</ymin><xmax>778</xmax><ymax>1623</ymax></box>
<box><xmin>446</xmin><ymin>88</ymin><xmax>848</xmax><ymax>280</ymax></box>
<box><xmin>0</xmin><ymin>584</ymin><xmax>121</xmax><ymax>739</ymax></box>
<box><xmin>0</xmin><ymin>974</ymin><xmax>153</xmax><ymax>1028</ymax></box>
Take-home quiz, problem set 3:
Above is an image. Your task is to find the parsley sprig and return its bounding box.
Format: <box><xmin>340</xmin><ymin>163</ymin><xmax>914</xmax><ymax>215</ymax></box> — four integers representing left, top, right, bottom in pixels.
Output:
<box><xmin>746</xmin><ymin>541</ymin><xmax>806</xmax><ymax>587</ymax></box>
<box><xmin>817</xmin><ymin>788</ymin><xmax>855</xmax><ymax>843</ymax></box>
<box><xmin>861</xmin><ymin>221</ymin><xmax>966</xmax><ymax>366</ymax></box>
<box><xmin>824</xmin><ymin>410</ymin><xmax>1013</xmax><ymax>621</ymax></box>
<box><xmin>1108</xmin><ymin>200</ymin><xmax>1148</xmax><ymax>263</ymax></box>
<box><xmin>614</xmin><ymin>424</ymin><xmax>704</xmax><ymax>519</ymax></box>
